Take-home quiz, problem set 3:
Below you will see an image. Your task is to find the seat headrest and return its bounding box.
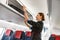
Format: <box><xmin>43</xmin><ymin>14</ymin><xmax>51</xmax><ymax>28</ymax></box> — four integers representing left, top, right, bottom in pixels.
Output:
<box><xmin>26</xmin><ymin>31</ymin><xmax>31</xmax><ymax>37</ymax></box>
<box><xmin>5</xmin><ymin>29</ymin><xmax>12</xmax><ymax>36</ymax></box>
<box><xmin>15</xmin><ymin>31</ymin><xmax>23</xmax><ymax>39</ymax></box>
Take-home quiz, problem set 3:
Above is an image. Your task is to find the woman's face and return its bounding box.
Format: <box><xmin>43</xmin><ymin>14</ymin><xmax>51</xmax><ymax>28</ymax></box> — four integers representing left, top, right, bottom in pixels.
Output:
<box><xmin>36</xmin><ymin>14</ymin><xmax>42</xmax><ymax>20</ymax></box>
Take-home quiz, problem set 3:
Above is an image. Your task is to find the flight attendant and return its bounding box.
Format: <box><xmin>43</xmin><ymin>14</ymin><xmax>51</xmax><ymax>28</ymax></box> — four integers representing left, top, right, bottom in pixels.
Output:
<box><xmin>23</xmin><ymin>6</ymin><xmax>45</xmax><ymax>40</ymax></box>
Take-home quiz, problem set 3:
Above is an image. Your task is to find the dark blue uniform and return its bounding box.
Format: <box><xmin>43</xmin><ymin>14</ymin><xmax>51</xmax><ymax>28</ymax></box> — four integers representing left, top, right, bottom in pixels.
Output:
<box><xmin>27</xmin><ymin>20</ymin><xmax>43</xmax><ymax>40</ymax></box>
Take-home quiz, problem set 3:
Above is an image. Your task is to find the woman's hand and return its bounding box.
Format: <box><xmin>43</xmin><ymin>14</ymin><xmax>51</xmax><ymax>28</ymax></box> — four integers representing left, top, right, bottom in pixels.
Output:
<box><xmin>23</xmin><ymin>5</ymin><xmax>29</xmax><ymax>27</ymax></box>
<box><xmin>23</xmin><ymin>5</ymin><xmax>26</xmax><ymax>11</ymax></box>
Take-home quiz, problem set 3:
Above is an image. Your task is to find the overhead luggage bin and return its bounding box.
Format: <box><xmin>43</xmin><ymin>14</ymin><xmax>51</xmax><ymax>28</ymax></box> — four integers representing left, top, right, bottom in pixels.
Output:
<box><xmin>0</xmin><ymin>2</ymin><xmax>33</xmax><ymax>25</ymax></box>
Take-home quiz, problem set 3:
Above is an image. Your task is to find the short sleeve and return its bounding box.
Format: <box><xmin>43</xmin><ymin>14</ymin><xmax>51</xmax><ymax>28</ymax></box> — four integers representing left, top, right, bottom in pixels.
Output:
<box><xmin>27</xmin><ymin>20</ymin><xmax>36</xmax><ymax>25</ymax></box>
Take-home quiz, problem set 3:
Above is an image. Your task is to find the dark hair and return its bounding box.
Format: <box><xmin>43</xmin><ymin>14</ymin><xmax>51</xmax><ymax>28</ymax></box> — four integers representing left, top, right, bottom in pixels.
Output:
<box><xmin>38</xmin><ymin>12</ymin><xmax>45</xmax><ymax>21</ymax></box>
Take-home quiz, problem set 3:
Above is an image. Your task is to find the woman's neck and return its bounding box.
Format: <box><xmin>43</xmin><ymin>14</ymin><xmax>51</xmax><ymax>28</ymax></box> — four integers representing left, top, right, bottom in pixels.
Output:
<box><xmin>38</xmin><ymin>19</ymin><xmax>42</xmax><ymax>21</ymax></box>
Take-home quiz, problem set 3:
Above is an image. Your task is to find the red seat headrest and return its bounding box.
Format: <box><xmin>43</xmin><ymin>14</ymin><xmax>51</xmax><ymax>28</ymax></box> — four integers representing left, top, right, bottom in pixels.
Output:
<box><xmin>15</xmin><ymin>31</ymin><xmax>23</xmax><ymax>39</ymax></box>
<box><xmin>26</xmin><ymin>31</ymin><xmax>31</xmax><ymax>37</ymax></box>
<box><xmin>5</xmin><ymin>29</ymin><xmax>12</xmax><ymax>36</ymax></box>
<box><xmin>51</xmin><ymin>34</ymin><xmax>56</xmax><ymax>37</ymax></box>
<box><xmin>55</xmin><ymin>35</ymin><xmax>60</xmax><ymax>40</ymax></box>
